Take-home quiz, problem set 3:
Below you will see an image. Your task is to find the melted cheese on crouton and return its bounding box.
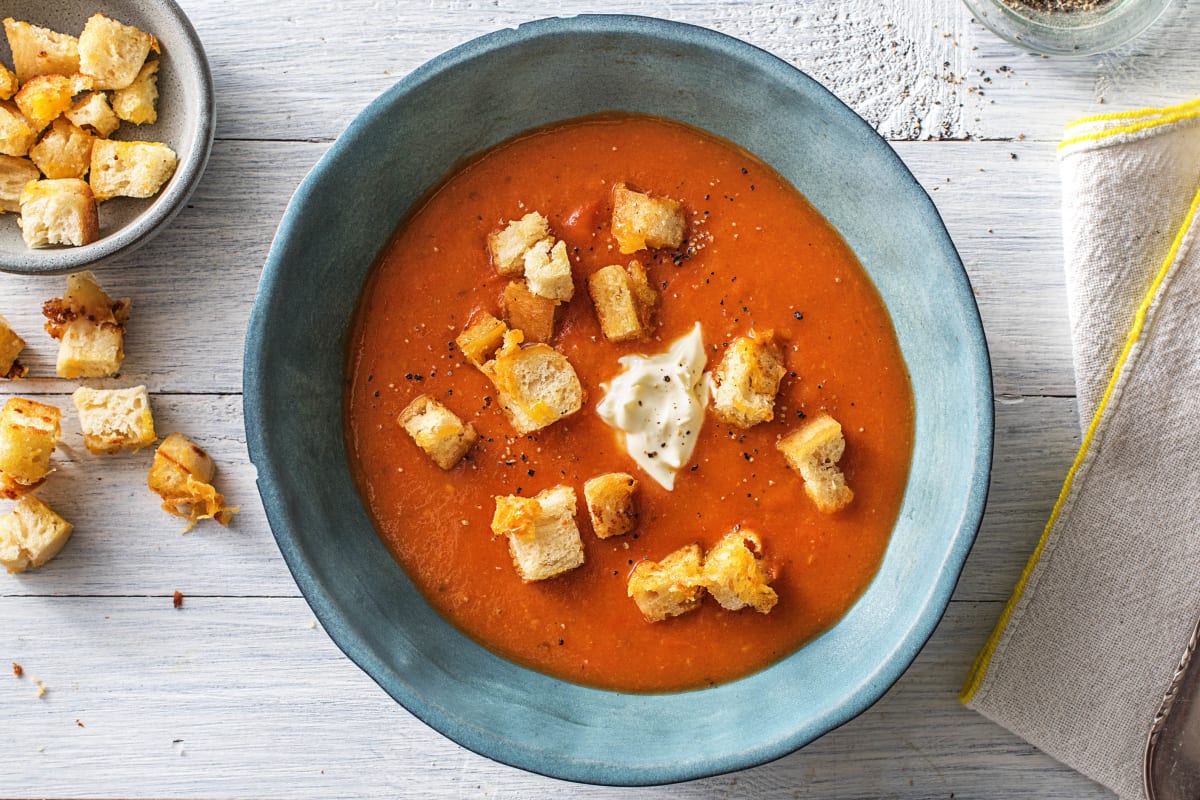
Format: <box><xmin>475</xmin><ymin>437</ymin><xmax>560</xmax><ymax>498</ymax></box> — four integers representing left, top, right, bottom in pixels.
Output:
<box><xmin>702</xmin><ymin>530</ymin><xmax>778</xmax><ymax>614</ymax></box>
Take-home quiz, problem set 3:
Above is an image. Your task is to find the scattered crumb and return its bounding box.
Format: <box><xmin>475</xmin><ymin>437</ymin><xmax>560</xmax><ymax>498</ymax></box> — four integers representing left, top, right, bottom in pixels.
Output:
<box><xmin>173</xmin><ymin>591</ymin><xmax>184</xmax><ymax>609</ymax></box>
<box><xmin>12</xmin><ymin>662</ymin><xmax>22</xmax><ymax>678</ymax></box>
<box><xmin>307</xmin><ymin>620</ymin><xmax>317</xmax><ymax>630</ymax></box>
<box><xmin>33</xmin><ymin>678</ymin><xmax>47</xmax><ymax>698</ymax></box>
<box><xmin>75</xmin><ymin>719</ymin><xmax>84</xmax><ymax>728</ymax></box>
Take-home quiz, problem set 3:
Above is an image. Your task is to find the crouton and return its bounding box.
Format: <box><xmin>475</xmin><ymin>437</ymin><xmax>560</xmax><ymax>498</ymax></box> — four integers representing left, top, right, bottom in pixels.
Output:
<box><xmin>0</xmin><ymin>495</ymin><xmax>73</xmax><ymax>573</ymax></box>
<box><xmin>0</xmin><ymin>314</ymin><xmax>27</xmax><ymax>379</ymax></box>
<box><xmin>0</xmin><ymin>64</ymin><xmax>16</xmax><ymax>102</ymax></box>
<box><xmin>455</xmin><ymin>311</ymin><xmax>508</xmax><ymax>368</ymax></box>
<box><xmin>111</xmin><ymin>60</ymin><xmax>158</xmax><ymax>125</ymax></box>
<box><xmin>0</xmin><ymin>155</ymin><xmax>39</xmax><ymax>212</ymax></box>
<box><xmin>777</xmin><ymin>413</ymin><xmax>854</xmax><ymax>513</ymax></box>
<box><xmin>709</xmin><ymin>330</ymin><xmax>787</xmax><ymax>428</ymax></box>
<box><xmin>14</xmin><ymin>73</ymin><xmax>94</xmax><ymax>133</ymax></box>
<box><xmin>18</xmin><ymin>179</ymin><xmax>99</xmax><ymax>248</ymax></box>
<box><xmin>490</xmin><ymin>485</ymin><xmax>584</xmax><ymax>582</ymax></box>
<box><xmin>148</xmin><ymin>432</ymin><xmax>237</xmax><ymax>532</ymax></box>
<box><xmin>0</xmin><ymin>102</ymin><xmax>37</xmax><ymax>157</ymax></box>
<box><xmin>488</xmin><ymin>212</ymin><xmax>549</xmax><ymax>276</ymax></box>
<box><xmin>64</xmin><ymin>92</ymin><xmax>120</xmax><ymax>138</ymax></box>
<box><xmin>611</xmin><ymin>183</ymin><xmax>686</xmax><ymax>254</ymax></box>
<box><xmin>72</xmin><ymin>385</ymin><xmax>157</xmax><ymax>454</ymax></box>
<box><xmin>587</xmin><ymin>260</ymin><xmax>658</xmax><ymax>342</ymax></box>
<box><xmin>3</xmin><ymin>19</ymin><xmax>80</xmax><ymax>83</ymax></box>
<box><xmin>78</xmin><ymin>14</ymin><xmax>159</xmax><ymax>91</ymax></box>
<box><xmin>89</xmin><ymin>139</ymin><xmax>177</xmax><ymax>200</ymax></box>
<box><xmin>500</xmin><ymin>280</ymin><xmax>558</xmax><ymax>343</ymax></box>
<box><xmin>398</xmin><ymin>394</ymin><xmax>476</xmax><ymax>470</ymax></box>
<box><xmin>523</xmin><ymin>238</ymin><xmax>574</xmax><ymax>302</ymax></box>
<box><xmin>43</xmin><ymin>271</ymin><xmax>131</xmax><ymax>378</ymax></box>
<box><xmin>29</xmin><ymin>118</ymin><xmax>95</xmax><ymax>180</ymax></box>
<box><xmin>0</xmin><ymin>398</ymin><xmax>63</xmax><ymax>499</ymax></box>
<box><xmin>583</xmin><ymin>472</ymin><xmax>638</xmax><ymax>539</ymax></box>
<box><xmin>702</xmin><ymin>529</ymin><xmax>778</xmax><ymax>613</ymax></box>
<box><xmin>627</xmin><ymin>543</ymin><xmax>705</xmax><ymax>622</ymax></box>
<box><xmin>482</xmin><ymin>330</ymin><xmax>583</xmax><ymax>435</ymax></box>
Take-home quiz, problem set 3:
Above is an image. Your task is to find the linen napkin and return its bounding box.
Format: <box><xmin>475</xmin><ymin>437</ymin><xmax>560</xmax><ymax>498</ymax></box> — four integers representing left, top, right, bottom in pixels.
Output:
<box><xmin>962</xmin><ymin>98</ymin><xmax>1200</xmax><ymax>800</ymax></box>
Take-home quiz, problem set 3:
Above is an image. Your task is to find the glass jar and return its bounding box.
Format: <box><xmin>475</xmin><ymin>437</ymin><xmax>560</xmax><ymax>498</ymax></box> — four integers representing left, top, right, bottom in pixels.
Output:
<box><xmin>961</xmin><ymin>0</ymin><xmax>1174</xmax><ymax>56</ymax></box>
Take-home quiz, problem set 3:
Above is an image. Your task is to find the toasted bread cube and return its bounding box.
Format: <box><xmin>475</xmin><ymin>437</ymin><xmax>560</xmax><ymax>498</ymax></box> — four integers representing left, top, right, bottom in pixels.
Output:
<box><xmin>72</xmin><ymin>385</ymin><xmax>157</xmax><ymax>454</ymax></box>
<box><xmin>587</xmin><ymin>260</ymin><xmax>658</xmax><ymax>342</ymax></box>
<box><xmin>488</xmin><ymin>212</ymin><xmax>549</xmax><ymax>276</ymax></box>
<box><xmin>611</xmin><ymin>183</ymin><xmax>686</xmax><ymax>254</ymax></box>
<box><xmin>3</xmin><ymin>19</ymin><xmax>80</xmax><ymax>83</ymax></box>
<box><xmin>43</xmin><ymin>271</ymin><xmax>131</xmax><ymax>378</ymax></box>
<box><xmin>0</xmin><ymin>314</ymin><xmax>27</xmax><ymax>379</ymax></box>
<box><xmin>29</xmin><ymin>118</ymin><xmax>95</xmax><ymax>180</ymax></box>
<box><xmin>500</xmin><ymin>280</ymin><xmax>558</xmax><ymax>343</ymax></box>
<box><xmin>65</xmin><ymin>92</ymin><xmax>120</xmax><ymax>138</ymax></box>
<box><xmin>583</xmin><ymin>472</ymin><xmax>639</xmax><ymax>539</ymax></box>
<box><xmin>0</xmin><ymin>102</ymin><xmax>37</xmax><ymax>157</ymax></box>
<box><xmin>78</xmin><ymin>14</ymin><xmax>159</xmax><ymax>91</ymax></box>
<box><xmin>482</xmin><ymin>330</ymin><xmax>583</xmax><ymax>435</ymax></box>
<box><xmin>0</xmin><ymin>63</ymin><xmax>16</xmax><ymax>102</ymax></box>
<box><xmin>627</xmin><ymin>543</ymin><xmax>705</xmax><ymax>622</ymax></box>
<box><xmin>398</xmin><ymin>394</ymin><xmax>476</xmax><ymax>470</ymax></box>
<box><xmin>709</xmin><ymin>330</ymin><xmax>787</xmax><ymax>428</ymax></box>
<box><xmin>90</xmin><ymin>139</ymin><xmax>177</xmax><ymax>200</ymax></box>
<box><xmin>777</xmin><ymin>413</ymin><xmax>854</xmax><ymax>513</ymax></box>
<box><xmin>0</xmin><ymin>398</ymin><xmax>63</xmax><ymax>499</ymax></box>
<box><xmin>149</xmin><ymin>432</ymin><xmax>238</xmax><ymax>532</ymax></box>
<box><xmin>523</xmin><ymin>238</ymin><xmax>574</xmax><ymax>302</ymax></box>
<box><xmin>491</xmin><ymin>485</ymin><xmax>584</xmax><ymax>582</ymax></box>
<box><xmin>0</xmin><ymin>496</ymin><xmax>74</xmax><ymax>573</ymax></box>
<box><xmin>702</xmin><ymin>529</ymin><xmax>777</xmax><ymax>613</ymax></box>
<box><xmin>14</xmin><ymin>73</ymin><xmax>93</xmax><ymax>133</ymax></box>
<box><xmin>0</xmin><ymin>154</ymin><xmax>39</xmax><ymax>212</ymax></box>
<box><xmin>18</xmin><ymin>178</ymin><xmax>99</xmax><ymax>248</ymax></box>
<box><xmin>455</xmin><ymin>311</ymin><xmax>508</xmax><ymax>368</ymax></box>
<box><xmin>111</xmin><ymin>60</ymin><xmax>158</xmax><ymax>125</ymax></box>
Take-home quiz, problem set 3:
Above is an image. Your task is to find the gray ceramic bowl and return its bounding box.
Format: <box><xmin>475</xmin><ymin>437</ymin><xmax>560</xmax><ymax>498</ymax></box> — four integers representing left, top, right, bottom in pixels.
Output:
<box><xmin>0</xmin><ymin>0</ymin><xmax>214</xmax><ymax>274</ymax></box>
<box><xmin>245</xmin><ymin>15</ymin><xmax>993</xmax><ymax>786</ymax></box>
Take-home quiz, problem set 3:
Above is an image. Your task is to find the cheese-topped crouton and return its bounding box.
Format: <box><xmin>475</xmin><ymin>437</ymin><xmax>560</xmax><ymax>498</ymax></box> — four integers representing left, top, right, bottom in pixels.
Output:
<box><xmin>398</xmin><ymin>394</ymin><xmax>476</xmax><ymax>470</ymax></box>
<box><xmin>0</xmin><ymin>63</ymin><xmax>16</xmax><ymax>102</ymax></box>
<box><xmin>3</xmin><ymin>19</ymin><xmax>80</xmax><ymax>83</ymax></box>
<box><xmin>583</xmin><ymin>472</ymin><xmax>639</xmax><ymax>539</ymax></box>
<box><xmin>491</xmin><ymin>485</ymin><xmax>584</xmax><ymax>582</ymax></box>
<box><xmin>78</xmin><ymin>14</ymin><xmax>159</xmax><ymax>91</ymax></box>
<box><xmin>587</xmin><ymin>260</ymin><xmax>658</xmax><ymax>342</ymax></box>
<box><xmin>777</xmin><ymin>413</ymin><xmax>854</xmax><ymax>513</ymax></box>
<box><xmin>611</xmin><ymin>183</ymin><xmax>686</xmax><ymax>254</ymax></box>
<box><xmin>65</xmin><ymin>92</ymin><xmax>120</xmax><ymax>138</ymax></box>
<box><xmin>0</xmin><ymin>398</ymin><xmax>63</xmax><ymax>499</ymax></box>
<box><xmin>148</xmin><ymin>432</ymin><xmax>238</xmax><ymax>532</ymax></box>
<box><xmin>111</xmin><ymin>60</ymin><xmax>158</xmax><ymax>125</ymax></box>
<box><xmin>72</xmin><ymin>385</ymin><xmax>157</xmax><ymax>454</ymax></box>
<box><xmin>0</xmin><ymin>496</ymin><xmax>74</xmax><ymax>573</ymax></box>
<box><xmin>14</xmin><ymin>73</ymin><xmax>94</xmax><ymax>133</ymax></box>
<box><xmin>455</xmin><ymin>311</ymin><xmax>508</xmax><ymax>368</ymax></box>
<box><xmin>482</xmin><ymin>330</ymin><xmax>583</xmax><ymax>435</ymax></box>
<box><xmin>18</xmin><ymin>179</ymin><xmax>100</xmax><ymax>248</ymax></box>
<box><xmin>523</xmin><ymin>238</ymin><xmax>574</xmax><ymax>302</ymax></box>
<box><xmin>0</xmin><ymin>155</ymin><xmax>40</xmax><ymax>212</ymax></box>
<box><xmin>627</xmin><ymin>543</ymin><xmax>705</xmax><ymax>622</ymax></box>
<box><xmin>709</xmin><ymin>330</ymin><xmax>787</xmax><ymax>428</ymax></box>
<box><xmin>43</xmin><ymin>271</ymin><xmax>131</xmax><ymax>378</ymax></box>
<box><xmin>29</xmin><ymin>118</ymin><xmax>96</xmax><ymax>180</ymax></box>
<box><xmin>702</xmin><ymin>529</ymin><xmax>778</xmax><ymax>613</ymax></box>
<box><xmin>0</xmin><ymin>314</ymin><xmax>28</xmax><ymax>379</ymax></box>
<box><xmin>488</xmin><ymin>212</ymin><xmax>550</xmax><ymax>276</ymax></box>
<box><xmin>500</xmin><ymin>280</ymin><xmax>558</xmax><ymax>343</ymax></box>
<box><xmin>0</xmin><ymin>102</ymin><xmax>38</xmax><ymax>157</ymax></box>
<box><xmin>90</xmin><ymin>139</ymin><xmax>177</xmax><ymax>200</ymax></box>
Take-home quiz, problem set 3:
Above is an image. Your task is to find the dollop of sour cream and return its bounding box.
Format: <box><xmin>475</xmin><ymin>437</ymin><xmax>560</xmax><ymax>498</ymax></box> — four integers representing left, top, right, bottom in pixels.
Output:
<box><xmin>595</xmin><ymin>323</ymin><xmax>708</xmax><ymax>491</ymax></box>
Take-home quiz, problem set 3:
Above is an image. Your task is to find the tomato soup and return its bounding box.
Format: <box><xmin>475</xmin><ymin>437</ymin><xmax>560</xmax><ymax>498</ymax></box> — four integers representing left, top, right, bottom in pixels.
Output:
<box><xmin>345</xmin><ymin>114</ymin><xmax>914</xmax><ymax>693</ymax></box>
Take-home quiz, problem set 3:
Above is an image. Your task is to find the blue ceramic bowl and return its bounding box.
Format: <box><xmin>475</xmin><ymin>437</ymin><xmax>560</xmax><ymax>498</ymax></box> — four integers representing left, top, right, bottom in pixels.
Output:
<box><xmin>245</xmin><ymin>15</ymin><xmax>992</xmax><ymax>786</ymax></box>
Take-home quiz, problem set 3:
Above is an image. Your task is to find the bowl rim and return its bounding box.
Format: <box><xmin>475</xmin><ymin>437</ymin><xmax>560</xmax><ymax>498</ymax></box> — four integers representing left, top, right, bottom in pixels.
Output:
<box><xmin>245</xmin><ymin>13</ymin><xmax>994</xmax><ymax>785</ymax></box>
<box><xmin>0</xmin><ymin>0</ymin><xmax>216</xmax><ymax>275</ymax></box>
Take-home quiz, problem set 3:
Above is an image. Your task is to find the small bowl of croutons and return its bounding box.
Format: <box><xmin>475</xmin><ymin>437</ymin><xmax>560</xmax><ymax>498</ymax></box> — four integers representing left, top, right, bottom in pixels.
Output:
<box><xmin>0</xmin><ymin>0</ymin><xmax>214</xmax><ymax>274</ymax></box>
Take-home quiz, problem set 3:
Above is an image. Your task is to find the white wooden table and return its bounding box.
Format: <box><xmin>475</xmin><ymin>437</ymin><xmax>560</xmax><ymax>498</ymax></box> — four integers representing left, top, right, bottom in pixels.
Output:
<box><xmin>2</xmin><ymin>1</ymin><xmax>1196</xmax><ymax>797</ymax></box>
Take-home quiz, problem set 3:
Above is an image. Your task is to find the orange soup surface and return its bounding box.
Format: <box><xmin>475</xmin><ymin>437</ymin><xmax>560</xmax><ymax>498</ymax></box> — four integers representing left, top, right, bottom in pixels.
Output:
<box><xmin>346</xmin><ymin>114</ymin><xmax>914</xmax><ymax>693</ymax></box>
